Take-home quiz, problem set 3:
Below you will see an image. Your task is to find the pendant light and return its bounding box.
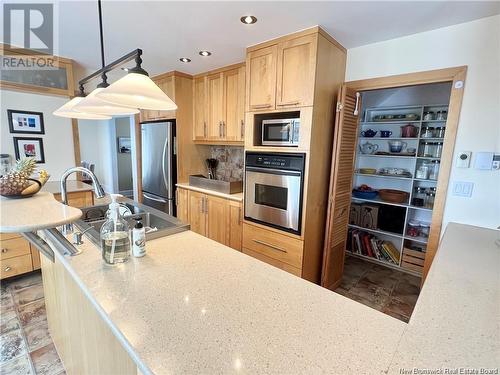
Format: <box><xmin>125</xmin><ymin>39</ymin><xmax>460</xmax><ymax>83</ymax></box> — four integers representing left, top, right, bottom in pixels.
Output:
<box><xmin>95</xmin><ymin>59</ymin><xmax>177</xmax><ymax>111</ymax></box>
<box><xmin>53</xmin><ymin>86</ymin><xmax>111</xmax><ymax>120</ymax></box>
<box><xmin>72</xmin><ymin>1</ymin><xmax>139</xmax><ymax>116</ymax></box>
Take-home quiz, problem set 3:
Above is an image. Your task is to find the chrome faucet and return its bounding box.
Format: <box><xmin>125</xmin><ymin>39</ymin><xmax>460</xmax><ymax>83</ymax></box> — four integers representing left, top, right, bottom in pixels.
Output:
<box><xmin>60</xmin><ymin>167</ymin><xmax>105</xmax><ymax>236</ymax></box>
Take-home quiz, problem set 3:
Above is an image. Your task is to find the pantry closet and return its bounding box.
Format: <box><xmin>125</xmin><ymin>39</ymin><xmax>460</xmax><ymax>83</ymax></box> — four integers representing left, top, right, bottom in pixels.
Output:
<box><xmin>321</xmin><ymin>67</ymin><xmax>467</xmax><ymax>290</ymax></box>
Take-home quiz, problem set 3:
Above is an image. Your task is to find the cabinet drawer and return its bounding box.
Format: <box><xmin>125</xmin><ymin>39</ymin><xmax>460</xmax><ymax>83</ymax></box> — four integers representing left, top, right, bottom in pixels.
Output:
<box><xmin>0</xmin><ymin>233</ymin><xmax>22</xmax><ymax>241</ymax></box>
<box><xmin>0</xmin><ymin>237</ymin><xmax>31</xmax><ymax>260</ymax></box>
<box><xmin>0</xmin><ymin>254</ymin><xmax>33</xmax><ymax>279</ymax></box>
<box><xmin>242</xmin><ymin>247</ymin><xmax>301</xmax><ymax>277</ymax></box>
<box><xmin>242</xmin><ymin>223</ymin><xmax>303</xmax><ymax>268</ymax></box>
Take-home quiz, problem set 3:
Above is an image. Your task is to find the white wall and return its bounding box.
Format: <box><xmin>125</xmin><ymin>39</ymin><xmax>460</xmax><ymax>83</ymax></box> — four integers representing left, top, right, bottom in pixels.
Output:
<box><xmin>78</xmin><ymin>119</ymin><xmax>117</xmax><ymax>193</ymax></box>
<box><xmin>0</xmin><ymin>90</ymin><xmax>76</xmax><ymax>179</ymax></box>
<box><xmin>346</xmin><ymin>15</ymin><xmax>500</xmax><ymax>229</ymax></box>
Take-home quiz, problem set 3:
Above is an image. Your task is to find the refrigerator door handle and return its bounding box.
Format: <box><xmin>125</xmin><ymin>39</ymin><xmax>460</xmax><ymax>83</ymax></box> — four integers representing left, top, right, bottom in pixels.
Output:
<box><xmin>143</xmin><ymin>192</ymin><xmax>168</xmax><ymax>203</ymax></box>
<box><xmin>161</xmin><ymin>135</ymin><xmax>172</xmax><ymax>198</ymax></box>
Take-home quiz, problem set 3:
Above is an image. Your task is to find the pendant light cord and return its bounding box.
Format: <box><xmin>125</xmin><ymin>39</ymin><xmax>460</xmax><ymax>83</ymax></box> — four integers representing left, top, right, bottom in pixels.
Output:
<box><xmin>97</xmin><ymin>0</ymin><xmax>108</xmax><ymax>86</ymax></box>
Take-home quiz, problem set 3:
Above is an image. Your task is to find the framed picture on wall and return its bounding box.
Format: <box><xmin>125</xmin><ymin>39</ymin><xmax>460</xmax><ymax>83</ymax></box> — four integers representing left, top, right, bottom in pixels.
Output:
<box><xmin>7</xmin><ymin>110</ymin><xmax>45</xmax><ymax>134</ymax></box>
<box><xmin>13</xmin><ymin>137</ymin><xmax>45</xmax><ymax>163</ymax></box>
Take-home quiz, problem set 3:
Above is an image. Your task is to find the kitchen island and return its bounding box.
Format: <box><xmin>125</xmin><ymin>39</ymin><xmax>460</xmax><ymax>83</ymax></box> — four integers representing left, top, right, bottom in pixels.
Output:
<box><xmin>39</xmin><ymin>222</ymin><xmax>500</xmax><ymax>374</ymax></box>
<box><xmin>1</xmin><ymin>194</ymin><xmax>498</xmax><ymax>373</ymax></box>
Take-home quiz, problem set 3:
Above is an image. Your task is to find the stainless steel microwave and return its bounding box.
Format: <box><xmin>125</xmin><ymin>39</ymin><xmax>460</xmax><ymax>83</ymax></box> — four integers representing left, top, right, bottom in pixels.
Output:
<box><xmin>261</xmin><ymin>118</ymin><xmax>300</xmax><ymax>146</ymax></box>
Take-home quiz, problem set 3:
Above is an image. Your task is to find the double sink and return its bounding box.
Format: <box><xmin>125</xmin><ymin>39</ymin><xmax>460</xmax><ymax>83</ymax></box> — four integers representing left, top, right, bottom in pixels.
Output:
<box><xmin>74</xmin><ymin>200</ymin><xmax>189</xmax><ymax>246</ymax></box>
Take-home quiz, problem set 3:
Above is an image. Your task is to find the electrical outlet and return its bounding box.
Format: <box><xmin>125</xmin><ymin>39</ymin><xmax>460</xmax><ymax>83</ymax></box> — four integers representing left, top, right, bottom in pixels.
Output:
<box><xmin>492</xmin><ymin>154</ymin><xmax>500</xmax><ymax>170</ymax></box>
<box><xmin>452</xmin><ymin>181</ymin><xmax>474</xmax><ymax>197</ymax></box>
<box><xmin>456</xmin><ymin>151</ymin><xmax>471</xmax><ymax>168</ymax></box>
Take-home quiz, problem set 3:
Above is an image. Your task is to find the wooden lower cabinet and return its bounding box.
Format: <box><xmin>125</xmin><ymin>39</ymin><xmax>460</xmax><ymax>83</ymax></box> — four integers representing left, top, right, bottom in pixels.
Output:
<box><xmin>53</xmin><ymin>190</ymin><xmax>94</xmax><ymax>208</ymax></box>
<box><xmin>0</xmin><ymin>190</ymin><xmax>94</xmax><ymax>280</ymax></box>
<box><xmin>41</xmin><ymin>256</ymin><xmax>138</xmax><ymax>374</ymax></box>
<box><xmin>0</xmin><ymin>233</ymin><xmax>35</xmax><ymax>279</ymax></box>
<box><xmin>177</xmin><ymin>187</ymin><xmax>242</xmax><ymax>251</ymax></box>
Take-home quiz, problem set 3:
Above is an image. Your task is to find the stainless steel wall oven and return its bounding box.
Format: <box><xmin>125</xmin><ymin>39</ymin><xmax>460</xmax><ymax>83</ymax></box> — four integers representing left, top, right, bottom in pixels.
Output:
<box><xmin>244</xmin><ymin>152</ymin><xmax>305</xmax><ymax>234</ymax></box>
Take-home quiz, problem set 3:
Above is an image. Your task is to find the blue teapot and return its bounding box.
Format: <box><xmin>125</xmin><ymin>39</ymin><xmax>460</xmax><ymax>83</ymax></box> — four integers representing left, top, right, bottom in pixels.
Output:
<box><xmin>361</xmin><ymin>129</ymin><xmax>377</xmax><ymax>138</ymax></box>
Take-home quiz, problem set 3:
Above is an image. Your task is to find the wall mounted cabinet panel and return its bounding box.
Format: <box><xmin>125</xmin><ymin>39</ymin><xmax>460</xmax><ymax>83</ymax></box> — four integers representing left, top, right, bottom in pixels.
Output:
<box><xmin>246</xmin><ymin>45</ymin><xmax>277</xmax><ymax>111</ymax></box>
<box><xmin>193</xmin><ymin>76</ymin><xmax>208</xmax><ymax>140</ymax></box>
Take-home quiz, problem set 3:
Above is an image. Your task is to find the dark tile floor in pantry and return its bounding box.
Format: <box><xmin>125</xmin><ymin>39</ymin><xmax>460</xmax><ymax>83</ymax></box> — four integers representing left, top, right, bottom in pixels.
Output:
<box><xmin>333</xmin><ymin>255</ymin><xmax>421</xmax><ymax>322</ymax></box>
<box><xmin>0</xmin><ymin>271</ymin><xmax>65</xmax><ymax>375</ymax></box>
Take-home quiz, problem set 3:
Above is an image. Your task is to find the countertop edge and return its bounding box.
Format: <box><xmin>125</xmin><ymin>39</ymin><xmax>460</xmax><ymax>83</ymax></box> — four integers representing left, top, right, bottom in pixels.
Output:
<box><xmin>176</xmin><ymin>183</ymin><xmax>243</xmax><ymax>202</ymax></box>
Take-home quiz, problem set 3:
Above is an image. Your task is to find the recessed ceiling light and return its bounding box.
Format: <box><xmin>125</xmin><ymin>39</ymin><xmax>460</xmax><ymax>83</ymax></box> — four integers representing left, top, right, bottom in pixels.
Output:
<box><xmin>199</xmin><ymin>50</ymin><xmax>212</xmax><ymax>57</ymax></box>
<box><xmin>179</xmin><ymin>57</ymin><xmax>191</xmax><ymax>63</ymax></box>
<box><xmin>240</xmin><ymin>15</ymin><xmax>257</xmax><ymax>24</ymax></box>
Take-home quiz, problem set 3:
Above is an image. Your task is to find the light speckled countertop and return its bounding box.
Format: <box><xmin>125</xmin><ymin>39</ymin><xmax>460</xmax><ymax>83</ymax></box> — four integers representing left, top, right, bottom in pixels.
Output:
<box><xmin>176</xmin><ymin>183</ymin><xmax>243</xmax><ymax>202</ymax></box>
<box><xmin>0</xmin><ymin>192</ymin><xmax>81</xmax><ymax>233</ymax></box>
<box><xmin>44</xmin><ymin>223</ymin><xmax>500</xmax><ymax>374</ymax></box>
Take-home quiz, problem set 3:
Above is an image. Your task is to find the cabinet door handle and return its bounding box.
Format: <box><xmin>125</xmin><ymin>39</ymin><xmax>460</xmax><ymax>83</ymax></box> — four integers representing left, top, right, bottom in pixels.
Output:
<box><xmin>240</xmin><ymin>120</ymin><xmax>244</xmax><ymax>138</ymax></box>
<box><xmin>252</xmin><ymin>239</ymin><xmax>287</xmax><ymax>253</ymax></box>
<box><xmin>4</xmin><ymin>266</ymin><xmax>11</xmax><ymax>272</ymax></box>
<box><xmin>222</xmin><ymin>121</ymin><xmax>225</xmax><ymax>137</ymax></box>
<box><xmin>175</xmin><ymin>190</ymin><xmax>178</xmax><ymax>205</ymax></box>
<box><xmin>1</xmin><ymin>248</ymin><xmax>8</xmax><ymax>253</ymax></box>
<box><xmin>204</xmin><ymin>197</ymin><xmax>208</xmax><ymax>214</ymax></box>
<box><xmin>250</xmin><ymin>104</ymin><xmax>272</xmax><ymax>109</ymax></box>
<box><xmin>277</xmin><ymin>101</ymin><xmax>300</xmax><ymax>106</ymax></box>
<box><xmin>204</xmin><ymin>121</ymin><xmax>207</xmax><ymax>137</ymax></box>
<box><xmin>238</xmin><ymin>207</ymin><xmax>242</xmax><ymax>225</ymax></box>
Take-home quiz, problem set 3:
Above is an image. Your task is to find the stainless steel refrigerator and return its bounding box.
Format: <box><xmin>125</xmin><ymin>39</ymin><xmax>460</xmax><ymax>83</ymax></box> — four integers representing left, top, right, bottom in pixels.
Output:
<box><xmin>141</xmin><ymin>121</ymin><xmax>177</xmax><ymax>216</ymax></box>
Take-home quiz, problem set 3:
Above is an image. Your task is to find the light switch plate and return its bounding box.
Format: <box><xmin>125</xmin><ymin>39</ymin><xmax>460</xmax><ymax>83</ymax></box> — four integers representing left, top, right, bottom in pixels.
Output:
<box><xmin>456</xmin><ymin>151</ymin><xmax>471</xmax><ymax>168</ymax></box>
<box><xmin>452</xmin><ymin>181</ymin><xmax>474</xmax><ymax>197</ymax></box>
<box><xmin>474</xmin><ymin>152</ymin><xmax>494</xmax><ymax>170</ymax></box>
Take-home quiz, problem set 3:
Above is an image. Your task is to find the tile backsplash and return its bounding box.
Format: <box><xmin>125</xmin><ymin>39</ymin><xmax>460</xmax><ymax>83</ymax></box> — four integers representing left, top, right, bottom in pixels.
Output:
<box><xmin>209</xmin><ymin>146</ymin><xmax>243</xmax><ymax>181</ymax></box>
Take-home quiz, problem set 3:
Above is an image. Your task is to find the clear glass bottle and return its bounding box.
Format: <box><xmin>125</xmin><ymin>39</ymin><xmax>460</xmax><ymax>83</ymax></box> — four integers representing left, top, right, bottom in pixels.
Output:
<box><xmin>421</xmin><ymin>126</ymin><xmax>434</xmax><ymax>138</ymax></box>
<box><xmin>412</xmin><ymin>186</ymin><xmax>427</xmax><ymax>207</ymax></box>
<box><xmin>423</xmin><ymin>111</ymin><xmax>434</xmax><ymax>121</ymax></box>
<box><xmin>429</xmin><ymin>160</ymin><xmax>440</xmax><ymax>180</ymax></box>
<box><xmin>434</xmin><ymin>142</ymin><xmax>444</xmax><ymax>158</ymax></box>
<box><xmin>435</xmin><ymin>126</ymin><xmax>446</xmax><ymax>138</ymax></box>
<box><xmin>421</xmin><ymin>142</ymin><xmax>435</xmax><ymax>157</ymax></box>
<box><xmin>416</xmin><ymin>161</ymin><xmax>430</xmax><ymax>179</ymax></box>
<box><xmin>436</xmin><ymin>111</ymin><xmax>447</xmax><ymax>120</ymax></box>
<box><xmin>425</xmin><ymin>192</ymin><xmax>435</xmax><ymax>209</ymax></box>
<box><xmin>100</xmin><ymin>194</ymin><xmax>130</xmax><ymax>265</ymax></box>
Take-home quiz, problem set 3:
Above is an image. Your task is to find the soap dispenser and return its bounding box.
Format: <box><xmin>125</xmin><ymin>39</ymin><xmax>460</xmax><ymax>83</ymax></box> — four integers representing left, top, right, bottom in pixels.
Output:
<box><xmin>132</xmin><ymin>217</ymin><xmax>146</xmax><ymax>258</ymax></box>
<box><xmin>100</xmin><ymin>194</ymin><xmax>130</xmax><ymax>265</ymax></box>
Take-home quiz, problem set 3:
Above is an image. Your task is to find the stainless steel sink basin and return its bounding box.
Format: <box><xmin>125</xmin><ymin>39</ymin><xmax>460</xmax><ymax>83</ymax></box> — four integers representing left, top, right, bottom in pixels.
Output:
<box><xmin>74</xmin><ymin>199</ymin><xmax>189</xmax><ymax>246</ymax></box>
<box><xmin>189</xmin><ymin>174</ymin><xmax>242</xmax><ymax>194</ymax></box>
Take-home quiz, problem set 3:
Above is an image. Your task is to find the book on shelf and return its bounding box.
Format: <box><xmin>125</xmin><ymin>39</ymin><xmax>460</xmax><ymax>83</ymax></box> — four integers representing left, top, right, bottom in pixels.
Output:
<box><xmin>347</xmin><ymin>228</ymin><xmax>400</xmax><ymax>265</ymax></box>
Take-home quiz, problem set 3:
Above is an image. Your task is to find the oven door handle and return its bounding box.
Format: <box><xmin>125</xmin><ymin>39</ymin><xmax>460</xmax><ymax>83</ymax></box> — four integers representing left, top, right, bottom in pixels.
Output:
<box><xmin>246</xmin><ymin>166</ymin><xmax>302</xmax><ymax>176</ymax></box>
<box><xmin>252</xmin><ymin>239</ymin><xmax>287</xmax><ymax>253</ymax></box>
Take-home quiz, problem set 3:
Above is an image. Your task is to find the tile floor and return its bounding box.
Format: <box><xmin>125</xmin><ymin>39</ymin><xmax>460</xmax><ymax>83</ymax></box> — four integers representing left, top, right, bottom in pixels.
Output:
<box><xmin>0</xmin><ymin>271</ymin><xmax>64</xmax><ymax>375</ymax></box>
<box><xmin>333</xmin><ymin>255</ymin><xmax>421</xmax><ymax>322</ymax></box>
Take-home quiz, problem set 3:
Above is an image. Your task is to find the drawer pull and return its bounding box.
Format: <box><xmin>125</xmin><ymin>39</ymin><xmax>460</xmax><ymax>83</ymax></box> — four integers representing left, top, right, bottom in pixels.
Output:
<box><xmin>250</xmin><ymin>104</ymin><xmax>272</xmax><ymax>109</ymax></box>
<box><xmin>252</xmin><ymin>239</ymin><xmax>287</xmax><ymax>253</ymax></box>
<box><xmin>4</xmin><ymin>266</ymin><xmax>11</xmax><ymax>272</ymax></box>
<box><xmin>1</xmin><ymin>248</ymin><xmax>7</xmax><ymax>253</ymax></box>
<box><xmin>277</xmin><ymin>101</ymin><xmax>300</xmax><ymax>106</ymax></box>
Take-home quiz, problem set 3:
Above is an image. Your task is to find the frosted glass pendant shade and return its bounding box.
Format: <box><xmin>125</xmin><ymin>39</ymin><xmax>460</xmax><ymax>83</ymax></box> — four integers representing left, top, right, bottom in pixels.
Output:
<box><xmin>95</xmin><ymin>73</ymin><xmax>177</xmax><ymax>110</ymax></box>
<box><xmin>73</xmin><ymin>88</ymin><xmax>140</xmax><ymax>116</ymax></box>
<box><xmin>53</xmin><ymin>97</ymin><xmax>111</xmax><ymax>120</ymax></box>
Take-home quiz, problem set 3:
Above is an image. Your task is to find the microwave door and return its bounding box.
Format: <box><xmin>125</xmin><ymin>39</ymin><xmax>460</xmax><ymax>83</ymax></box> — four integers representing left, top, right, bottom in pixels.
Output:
<box><xmin>262</xmin><ymin>123</ymin><xmax>291</xmax><ymax>145</ymax></box>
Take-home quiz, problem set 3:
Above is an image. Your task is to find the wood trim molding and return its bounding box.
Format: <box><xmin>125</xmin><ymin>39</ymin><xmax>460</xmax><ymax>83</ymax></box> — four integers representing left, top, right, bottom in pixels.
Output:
<box><xmin>193</xmin><ymin>62</ymin><xmax>245</xmax><ymax>79</ymax></box>
<box><xmin>0</xmin><ymin>43</ymin><xmax>74</xmax><ymax>64</ymax></box>
<box><xmin>346</xmin><ymin>66</ymin><xmax>467</xmax><ymax>91</ymax></box>
<box><xmin>151</xmin><ymin>70</ymin><xmax>193</xmax><ymax>81</ymax></box>
<box><xmin>71</xmin><ymin>119</ymin><xmax>82</xmax><ymax>181</ymax></box>
<box><xmin>346</xmin><ymin>66</ymin><xmax>468</xmax><ymax>284</ymax></box>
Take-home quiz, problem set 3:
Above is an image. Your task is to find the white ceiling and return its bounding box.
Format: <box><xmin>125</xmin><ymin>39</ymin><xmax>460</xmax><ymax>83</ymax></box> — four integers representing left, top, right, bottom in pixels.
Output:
<box><xmin>4</xmin><ymin>1</ymin><xmax>500</xmax><ymax>82</ymax></box>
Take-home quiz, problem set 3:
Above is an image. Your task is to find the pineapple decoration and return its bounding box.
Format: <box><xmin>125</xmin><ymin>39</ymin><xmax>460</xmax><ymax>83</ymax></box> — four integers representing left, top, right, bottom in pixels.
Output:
<box><xmin>0</xmin><ymin>158</ymin><xmax>50</xmax><ymax>197</ymax></box>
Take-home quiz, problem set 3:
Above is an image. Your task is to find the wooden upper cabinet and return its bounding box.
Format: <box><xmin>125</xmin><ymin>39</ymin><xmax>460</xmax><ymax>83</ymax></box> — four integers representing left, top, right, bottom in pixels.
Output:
<box><xmin>193</xmin><ymin>76</ymin><xmax>208</xmax><ymax>140</ymax></box>
<box><xmin>246</xmin><ymin>45</ymin><xmax>277</xmax><ymax>111</ymax></box>
<box><xmin>223</xmin><ymin>66</ymin><xmax>245</xmax><ymax>141</ymax></box>
<box><xmin>207</xmin><ymin>73</ymin><xmax>224</xmax><ymax>139</ymax></box>
<box><xmin>276</xmin><ymin>34</ymin><xmax>317</xmax><ymax>108</ymax></box>
<box><xmin>141</xmin><ymin>75</ymin><xmax>176</xmax><ymax>122</ymax></box>
<box><xmin>157</xmin><ymin>76</ymin><xmax>176</xmax><ymax>119</ymax></box>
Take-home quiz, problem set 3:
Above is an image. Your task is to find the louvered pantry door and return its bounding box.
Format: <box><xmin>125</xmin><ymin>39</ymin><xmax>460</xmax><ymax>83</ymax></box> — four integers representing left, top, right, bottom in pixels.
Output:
<box><xmin>321</xmin><ymin>85</ymin><xmax>361</xmax><ymax>289</ymax></box>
